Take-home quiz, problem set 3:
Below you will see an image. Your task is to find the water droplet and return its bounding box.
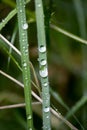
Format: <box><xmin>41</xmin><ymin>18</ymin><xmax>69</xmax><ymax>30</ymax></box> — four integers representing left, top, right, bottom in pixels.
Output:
<box><xmin>2</xmin><ymin>19</ymin><xmax>5</xmax><ymax>23</ymax></box>
<box><xmin>37</xmin><ymin>4</ymin><xmax>41</xmax><ymax>7</ymax></box>
<box><xmin>22</xmin><ymin>39</ymin><xmax>25</xmax><ymax>42</ymax></box>
<box><xmin>46</xmin><ymin>116</ymin><xmax>49</xmax><ymax>119</ymax></box>
<box><xmin>44</xmin><ymin>107</ymin><xmax>50</xmax><ymax>113</ymax></box>
<box><xmin>23</xmin><ymin>63</ymin><xmax>27</xmax><ymax>67</ymax></box>
<box><xmin>20</xmin><ymin>10</ymin><xmax>22</xmax><ymax>12</ymax></box>
<box><xmin>22</xmin><ymin>46</ymin><xmax>25</xmax><ymax>49</ymax></box>
<box><xmin>27</xmin><ymin>115</ymin><xmax>32</xmax><ymax>120</ymax></box>
<box><xmin>40</xmin><ymin>59</ymin><xmax>47</xmax><ymax>66</ymax></box>
<box><xmin>58</xmin><ymin>113</ymin><xmax>61</xmax><ymax>116</ymax></box>
<box><xmin>43</xmin><ymin>82</ymin><xmax>48</xmax><ymax>87</ymax></box>
<box><xmin>22</xmin><ymin>23</ymin><xmax>28</xmax><ymax>30</ymax></box>
<box><xmin>39</xmin><ymin>67</ymin><xmax>48</xmax><ymax>78</ymax></box>
<box><xmin>39</xmin><ymin>45</ymin><xmax>46</xmax><ymax>53</ymax></box>
<box><xmin>22</xmin><ymin>33</ymin><xmax>25</xmax><ymax>36</ymax></box>
<box><xmin>29</xmin><ymin>128</ymin><xmax>32</xmax><ymax>130</ymax></box>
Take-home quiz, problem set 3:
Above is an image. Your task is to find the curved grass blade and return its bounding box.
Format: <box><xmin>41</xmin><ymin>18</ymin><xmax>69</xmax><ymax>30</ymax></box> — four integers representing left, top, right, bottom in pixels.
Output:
<box><xmin>50</xmin><ymin>24</ymin><xmax>87</xmax><ymax>45</ymax></box>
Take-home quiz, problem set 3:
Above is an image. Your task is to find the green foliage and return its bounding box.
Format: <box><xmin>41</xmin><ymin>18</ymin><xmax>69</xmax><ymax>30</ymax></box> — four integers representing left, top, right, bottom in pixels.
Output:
<box><xmin>1</xmin><ymin>0</ymin><xmax>87</xmax><ymax>130</ymax></box>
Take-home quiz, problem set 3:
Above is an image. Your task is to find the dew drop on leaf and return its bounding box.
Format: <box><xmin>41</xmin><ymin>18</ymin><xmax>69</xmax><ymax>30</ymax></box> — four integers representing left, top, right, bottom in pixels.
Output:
<box><xmin>39</xmin><ymin>67</ymin><xmax>48</xmax><ymax>77</ymax></box>
<box><xmin>20</xmin><ymin>9</ymin><xmax>22</xmax><ymax>12</ymax></box>
<box><xmin>46</xmin><ymin>116</ymin><xmax>49</xmax><ymax>119</ymax></box>
<box><xmin>40</xmin><ymin>59</ymin><xmax>47</xmax><ymax>66</ymax></box>
<box><xmin>37</xmin><ymin>4</ymin><xmax>41</xmax><ymax>7</ymax></box>
<box><xmin>22</xmin><ymin>23</ymin><xmax>28</xmax><ymax>30</ymax></box>
<box><xmin>27</xmin><ymin>115</ymin><xmax>32</xmax><ymax>120</ymax></box>
<box><xmin>39</xmin><ymin>45</ymin><xmax>46</xmax><ymax>53</ymax></box>
<box><xmin>44</xmin><ymin>107</ymin><xmax>50</xmax><ymax>113</ymax></box>
<box><xmin>43</xmin><ymin>82</ymin><xmax>48</xmax><ymax>87</ymax></box>
<box><xmin>23</xmin><ymin>63</ymin><xmax>27</xmax><ymax>67</ymax></box>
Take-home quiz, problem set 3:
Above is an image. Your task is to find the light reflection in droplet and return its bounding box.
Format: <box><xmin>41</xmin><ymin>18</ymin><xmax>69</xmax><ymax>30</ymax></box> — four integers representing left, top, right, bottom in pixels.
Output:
<box><xmin>44</xmin><ymin>107</ymin><xmax>50</xmax><ymax>113</ymax></box>
<box><xmin>39</xmin><ymin>67</ymin><xmax>48</xmax><ymax>78</ymax></box>
<box><xmin>40</xmin><ymin>59</ymin><xmax>47</xmax><ymax>66</ymax></box>
<box><xmin>22</xmin><ymin>23</ymin><xmax>28</xmax><ymax>30</ymax></box>
<box><xmin>39</xmin><ymin>45</ymin><xmax>46</xmax><ymax>53</ymax></box>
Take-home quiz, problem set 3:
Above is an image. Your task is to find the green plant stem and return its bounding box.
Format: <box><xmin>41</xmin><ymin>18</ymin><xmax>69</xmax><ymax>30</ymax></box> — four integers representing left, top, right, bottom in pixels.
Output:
<box><xmin>35</xmin><ymin>0</ymin><xmax>51</xmax><ymax>129</ymax></box>
<box><xmin>16</xmin><ymin>0</ymin><xmax>33</xmax><ymax>129</ymax></box>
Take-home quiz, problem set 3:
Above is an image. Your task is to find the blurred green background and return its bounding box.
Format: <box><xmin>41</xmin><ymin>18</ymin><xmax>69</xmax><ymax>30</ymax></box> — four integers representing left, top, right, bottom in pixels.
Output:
<box><xmin>0</xmin><ymin>0</ymin><xmax>87</xmax><ymax>129</ymax></box>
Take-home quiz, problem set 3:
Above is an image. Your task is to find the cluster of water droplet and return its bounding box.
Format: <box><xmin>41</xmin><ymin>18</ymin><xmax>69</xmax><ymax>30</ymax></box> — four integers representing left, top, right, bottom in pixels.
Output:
<box><xmin>43</xmin><ymin>82</ymin><xmax>48</xmax><ymax>87</ymax></box>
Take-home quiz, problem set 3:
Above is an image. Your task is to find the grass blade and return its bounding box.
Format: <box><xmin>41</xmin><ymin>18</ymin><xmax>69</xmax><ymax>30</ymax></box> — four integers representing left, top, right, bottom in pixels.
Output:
<box><xmin>16</xmin><ymin>0</ymin><xmax>33</xmax><ymax>129</ymax></box>
<box><xmin>35</xmin><ymin>0</ymin><xmax>51</xmax><ymax>129</ymax></box>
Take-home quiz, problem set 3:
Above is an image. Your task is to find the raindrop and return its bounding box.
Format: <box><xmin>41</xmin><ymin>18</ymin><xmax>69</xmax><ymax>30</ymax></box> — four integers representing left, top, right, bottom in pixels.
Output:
<box><xmin>39</xmin><ymin>45</ymin><xmax>46</xmax><ymax>53</ymax></box>
<box><xmin>22</xmin><ymin>46</ymin><xmax>25</xmax><ymax>49</ymax></box>
<box><xmin>39</xmin><ymin>67</ymin><xmax>48</xmax><ymax>78</ymax></box>
<box><xmin>40</xmin><ymin>59</ymin><xmax>47</xmax><ymax>66</ymax></box>
<box><xmin>43</xmin><ymin>82</ymin><xmax>48</xmax><ymax>87</ymax></box>
<box><xmin>27</xmin><ymin>115</ymin><xmax>32</xmax><ymax>120</ymax></box>
<box><xmin>25</xmin><ymin>49</ymin><xmax>28</xmax><ymax>54</ymax></box>
<box><xmin>23</xmin><ymin>63</ymin><xmax>27</xmax><ymax>67</ymax></box>
<box><xmin>46</xmin><ymin>116</ymin><xmax>49</xmax><ymax>119</ymax></box>
<box><xmin>22</xmin><ymin>23</ymin><xmax>28</xmax><ymax>30</ymax></box>
<box><xmin>44</xmin><ymin>107</ymin><xmax>50</xmax><ymax>113</ymax></box>
<box><xmin>29</xmin><ymin>128</ymin><xmax>32</xmax><ymax>130</ymax></box>
<box><xmin>37</xmin><ymin>4</ymin><xmax>41</xmax><ymax>7</ymax></box>
<box><xmin>58</xmin><ymin>113</ymin><xmax>61</xmax><ymax>116</ymax></box>
<box><xmin>2</xmin><ymin>19</ymin><xmax>5</xmax><ymax>23</ymax></box>
<box><xmin>20</xmin><ymin>10</ymin><xmax>22</xmax><ymax>13</ymax></box>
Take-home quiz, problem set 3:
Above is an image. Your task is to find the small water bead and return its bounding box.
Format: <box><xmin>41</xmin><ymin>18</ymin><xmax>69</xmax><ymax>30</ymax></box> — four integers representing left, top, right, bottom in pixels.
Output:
<box><xmin>25</xmin><ymin>49</ymin><xmax>28</xmax><ymax>55</ymax></box>
<box><xmin>37</xmin><ymin>4</ymin><xmax>41</xmax><ymax>7</ymax></box>
<box><xmin>22</xmin><ymin>46</ymin><xmax>26</xmax><ymax>49</ymax></box>
<box><xmin>39</xmin><ymin>45</ymin><xmax>46</xmax><ymax>53</ymax></box>
<box><xmin>27</xmin><ymin>115</ymin><xmax>32</xmax><ymax>120</ymax></box>
<box><xmin>43</xmin><ymin>82</ymin><xmax>48</xmax><ymax>87</ymax></box>
<box><xmin>23</xmin><ymin>63</ymin><xmax>27</xmax><ymax>67</ymax></box>
<box><xmin>46</xmin><ymin>116</ymin><xmax>49</xmax><ymax>119</ymax></box>
<box><xmin>44</xmin><ymin>107</ymin><xmax>50</xmax><ymax>113</ymax></box>
<box><xmin>20</xmin><ymin>9</ymin><xmax>22</xmax><ymax>13</ymax></box>
<box><xmin>22</xmin><ymin>23</ymin><xmax>28</xmax><ymax>30</ymax></box>
<box><xmin>2</xmin><ymin>19</ymin><xmax>5</xmax><ymax>23</ymax></box>
<box><xmin>22</xmin><ymin>39</ymin><xmax>25</xmax><ymax>42</ymax></box>
<box><xmin>40</xmin><ymin>59</ymin><xmax>47</xmax><ymax>66</ymax></box>
<box><xmin>39</xmin><ymin>67</ymin><xmax>48</xmax><ymax>78</ymax></box>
